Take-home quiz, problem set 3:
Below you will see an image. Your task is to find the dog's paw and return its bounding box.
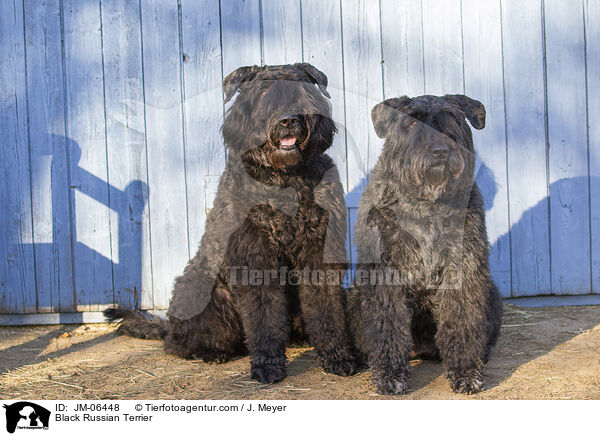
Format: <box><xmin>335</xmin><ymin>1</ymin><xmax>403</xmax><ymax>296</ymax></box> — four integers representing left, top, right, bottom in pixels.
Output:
<box><xmin>250</xmin><ymin>363</ymin><xmax>287</xmax><ymax>384</ymax></box>
<box><xmin>320</xmin><ymin>353</ymin><xmax>360</xmax><ymax>377</ymax></box>
<box><xmin>448</xmin><ymin>374</ymin><xmax>484</xmax><ymax>394</ymax></box>
<box><xmin>373</xmin><ymin>375</ymin><xmax>409</xmax><ymax>395</ymax></box>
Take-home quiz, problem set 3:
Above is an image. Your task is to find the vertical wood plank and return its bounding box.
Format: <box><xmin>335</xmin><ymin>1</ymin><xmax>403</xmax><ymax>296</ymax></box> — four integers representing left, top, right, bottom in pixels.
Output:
<box><xmin>545</xmin><ymin>0</ymin><xmax>591</xmax><ymax>294</ymax></box>
<box><xmin>100</xmin><ymin>0</ymin><xmax>152</xmax><ymax>308</ymax></box>
<box><xmin>462</xmin><ymin>0</ymin><xmax>511</xmax><ymax>296</ymax></box>
<box><xmin>261</xmin><ymin>0</ymin><xmax>303</xmax><ymax>65</ymax></box>
<box><xmin>218</xmin><ymin>0</ymin><xmax>262</xmax><ymax>247</ymax></box>
<box><xmin>63</xmin><ymin>0</ymin><xmax>114</xmax><ymax>311</ymax></box>
<box><xmin>586</xmin><ymin>0</ymin><xmax>600</xmax><ymax>293</ymax></box>
<box><xmin>348</xmin><ymin>207</ymin><xmax>358</xmax><ymax>281</ymax></box>
<box><xmin>380</xmin><ymin>0</ymin><xmax>425</xmax><ymax>99</ymax></box>
<box><xmin>0</xmin><ymin>0</ymin><xmax>37</xmax><ymax>313</ymax></box>
<box><xmin>502</xmin><ymin>0</ymin><xmax>551</xmax><ymax>296</ymax></box>
<box><xmin>302</xmin><ymin>0</ymin><xmax>352</xmax><ymax>270</ymax></box>
<box><xmin>421</xmin><ymin>0</ymin><xmax>464</xmax><ymax>95</ymax></box>
<box><xmin>180</xmin><ymin>0</ymin><xmax>225</xmax><ymax>258</ymax></box>
<box><xmin>301</xmin><ymin>0</ymin><xmax>349</xmax><ymax>197</ymax></box>
<box><xmin>341</xmin><ymin>0</ymin><xmax>384</xmax><ymax>202</ymax></box>
<box><xmin>24</xmin><ymin>0</ymin><xmax>75</xmax><ymax>312</ymax></box>
<box><xmin>140</xmin><ymin>0</ymin><xmax>189</xmax><ymax>309</ymax></box>
<box><xmin>220</xmin><ymin>0</ymin><xmax>262</xmax><ymax>76</ymax></box>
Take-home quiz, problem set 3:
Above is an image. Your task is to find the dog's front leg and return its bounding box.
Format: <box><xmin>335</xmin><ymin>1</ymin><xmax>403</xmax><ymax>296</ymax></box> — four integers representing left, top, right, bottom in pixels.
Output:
<box><xmin>227</xmin><ymin>212</ymin><xmax>290</xmax><ymax>384</ymax></box>
<box><xmin>433</xmin><ymin>211</ymin><xmax>495</xmax><ymax>395</ymax></box>
<box><xmin>361</xmin><ymin>286</ymin><xmax>413</xmax><ymax>395</ymax></box>
<box><xmin>293</xmin><ymin>192</ymin><xmax>359</xmax><ymax>377</ymax></box>
<box><xmin>297</xmin><ymin>279</ymin><xmax>359</xmax><ymax>377</ymax></box>
<box><xmin>234</xmin><ymin>281</ymin><xmax>290</xmax><ymax>384</ymax></box>
<box><xmin>434</xmin><ymin>286</ymin><xmax>487</xmax><ymax>394</ymax></box>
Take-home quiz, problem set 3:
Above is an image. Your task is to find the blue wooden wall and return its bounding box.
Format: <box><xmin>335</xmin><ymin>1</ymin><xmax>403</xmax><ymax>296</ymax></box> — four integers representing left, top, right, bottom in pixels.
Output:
<box><xmin>1</xmin><ymin>0</ymin><xmax>598</xmax><ymax>319</ymax></box>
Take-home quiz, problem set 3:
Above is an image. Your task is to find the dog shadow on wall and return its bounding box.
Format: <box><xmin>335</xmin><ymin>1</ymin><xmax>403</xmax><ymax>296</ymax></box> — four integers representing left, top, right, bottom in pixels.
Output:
<box><xmin>25</xmin><ymin>135</ymin><xmax>148</xmax><ymax>313</ymax></box>
<box><xmin>483</xmin><ymin>174</ymin><xmax>599</xmax><ymax>390</ymax></box>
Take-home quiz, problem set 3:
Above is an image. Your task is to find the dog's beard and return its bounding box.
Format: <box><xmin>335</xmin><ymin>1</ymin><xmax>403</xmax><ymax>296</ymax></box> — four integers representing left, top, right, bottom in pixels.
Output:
<box><xmin>269</xmin><ymin>147</ymin><xmax>303</xmax><ymax>169</ymax></box>
<box><xmin>419</xmin><ymin>165</ymin><xmax>448</xmax><ymax>201</ymax></box>
<box><xmin>425</xmin><ymin>164</ymin><xmax>448</xmax><ymax>187</ymax></box>
<box><xmin>265</xmin><ymin>120</ymin><xmax>310</xmax><ymax>170</ymax></box>
<box><xmin>242</xmin><ymin>135</ymin><xmax>307</xmax><ymax>172</ymax></box>
<box><xmin>410</xmin><ymin>151</ymin><xmax>471</xmax><ymax>201</ymax></box>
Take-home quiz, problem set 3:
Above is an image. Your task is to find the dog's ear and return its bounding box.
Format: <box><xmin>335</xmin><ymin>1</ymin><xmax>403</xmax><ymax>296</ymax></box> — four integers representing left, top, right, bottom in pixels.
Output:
<box><xmin>371</xmin><ymin>96</ymin><xmax>412</xmax><ymax>138</ymax></box>
<box><xmin>444</xmin><ymin>94</ymin><xmax>486</xmax><ymax>130</ymax></box>
<box><xmin>223</xmin><ymin>66</ymin><xmax>261</xmax><ymax>103</ymax></box>
<box><xmin>297</xmin><ymin>63</ymin><xmax>331</xmax><ymax>98</ymax></box>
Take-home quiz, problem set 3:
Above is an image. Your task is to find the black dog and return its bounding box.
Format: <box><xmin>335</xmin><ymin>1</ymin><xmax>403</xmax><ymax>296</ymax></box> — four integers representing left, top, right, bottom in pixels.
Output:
<box><xmin>349</xmin><ymin>95</ymin><xmax>502</xmax><ymax>395</ymax></box>
<box><xmin>105</xmin><ymin>63</ymin><xmax>358</xmax><ymax>384</ymax></box>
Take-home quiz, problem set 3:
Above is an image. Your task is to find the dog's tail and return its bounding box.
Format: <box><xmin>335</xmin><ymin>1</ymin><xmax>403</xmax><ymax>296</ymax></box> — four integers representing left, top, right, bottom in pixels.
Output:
<box><xmin>103</xmin><ymin>308</ymin><xmax>168</xmax><ymax>340</ymax></box>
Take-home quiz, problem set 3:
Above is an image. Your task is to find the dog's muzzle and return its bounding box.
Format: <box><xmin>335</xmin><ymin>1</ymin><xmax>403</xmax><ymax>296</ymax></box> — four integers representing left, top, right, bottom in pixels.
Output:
<box><xmin>420</xmin><ymin>143</ymin><xmax>466</xmax><ymax>187</ymax></box>
<box><xmin>271</xmin><ymin>115</ymin><xmax>307</xmax><ymax>151</ymax></box>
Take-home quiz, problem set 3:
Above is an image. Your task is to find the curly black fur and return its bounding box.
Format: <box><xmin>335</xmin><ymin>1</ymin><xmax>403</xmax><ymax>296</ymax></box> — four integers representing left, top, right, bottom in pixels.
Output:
<box><xmin>105</xmin><ymin>63</ymin><xmax>358</xmax><ymax>383</ymax></box>
<box><xmin>349</xmin><ymin>94</ymin><xmax>503</xmax><ymax>395</ymax></box>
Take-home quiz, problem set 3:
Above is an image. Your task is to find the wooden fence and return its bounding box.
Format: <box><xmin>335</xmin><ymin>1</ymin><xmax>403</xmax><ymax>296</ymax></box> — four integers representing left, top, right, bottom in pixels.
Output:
<box><xmin>1</xmin><ymin>0</ymin><xmax>598</xmax><ymax>321</ymax></box>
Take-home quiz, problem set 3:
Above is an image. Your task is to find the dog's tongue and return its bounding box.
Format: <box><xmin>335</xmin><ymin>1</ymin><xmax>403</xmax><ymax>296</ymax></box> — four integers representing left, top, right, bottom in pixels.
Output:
<box><xmin>280</xmin><ymin>136</ymin><xmax>297</xmax><ymax>146</ymax></box>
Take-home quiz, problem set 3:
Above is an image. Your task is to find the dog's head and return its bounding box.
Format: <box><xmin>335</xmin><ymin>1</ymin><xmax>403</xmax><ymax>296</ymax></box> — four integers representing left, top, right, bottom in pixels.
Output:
<box><xmin>371</xmin><ymin>94</ymin><xmax>485</xmax><ymax>201</ymax></box>
<box><xmin>221</xmin><ymin>63</ymin><xmax>336</xmax><ymax>171</ymax></box>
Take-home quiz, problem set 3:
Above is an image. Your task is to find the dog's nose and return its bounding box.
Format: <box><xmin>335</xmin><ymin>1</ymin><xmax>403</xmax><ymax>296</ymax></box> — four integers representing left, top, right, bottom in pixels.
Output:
<box><xmin>431</xmin><ymin>144</ymin><xmax>450</xmax><ymax>159</ymax></box>
<box><xmin>279</xmin><ymin>116</ymin><xmax>300</xmax><ymax>128</ymax></box>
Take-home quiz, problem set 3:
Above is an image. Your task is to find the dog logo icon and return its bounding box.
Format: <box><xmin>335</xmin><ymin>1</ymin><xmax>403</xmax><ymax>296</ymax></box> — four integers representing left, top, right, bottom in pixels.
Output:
<box><xmin>3</xmin><ymin>402</ymin><xmax>50</xmax><ymax>433</ymax></box>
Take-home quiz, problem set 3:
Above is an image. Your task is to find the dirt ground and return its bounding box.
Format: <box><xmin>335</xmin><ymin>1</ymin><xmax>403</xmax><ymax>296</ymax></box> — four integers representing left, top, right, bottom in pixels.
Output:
<box><xmin>1</xmin><ymin>304</ymin><xmax>599</xmax><ymax>400</ymax></box>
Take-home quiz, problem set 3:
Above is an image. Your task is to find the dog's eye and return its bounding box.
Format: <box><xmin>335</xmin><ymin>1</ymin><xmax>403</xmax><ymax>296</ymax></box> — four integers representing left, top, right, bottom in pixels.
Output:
<box><xmin>259</xmin><ymin>90</ymin><xmax>267</xmax><ymax>98</ymax></box>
